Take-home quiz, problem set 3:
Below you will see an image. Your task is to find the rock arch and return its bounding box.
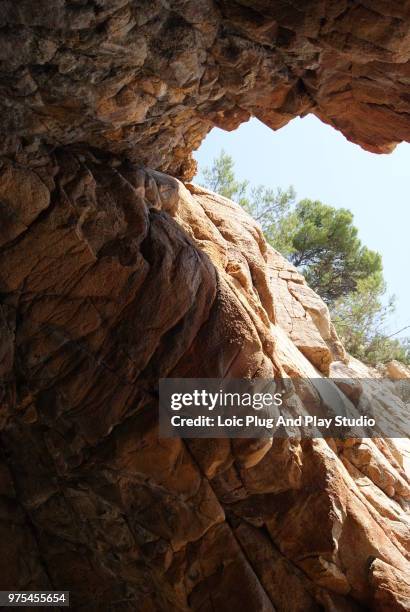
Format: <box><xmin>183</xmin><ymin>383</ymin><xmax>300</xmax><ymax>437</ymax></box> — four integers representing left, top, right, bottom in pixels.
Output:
<box><xmin>0</xmin><ymin>3</ymin><xmax>409</xmax><ymax>610</ymax></box>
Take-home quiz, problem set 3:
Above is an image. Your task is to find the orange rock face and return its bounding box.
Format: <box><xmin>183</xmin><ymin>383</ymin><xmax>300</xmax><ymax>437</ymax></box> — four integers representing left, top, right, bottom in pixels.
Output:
<box><xmin>0</xmin><ymin>2</ymin><xmax>409</xmax><ymax>611</ymax></box>
<box><xmin>0</xmin><ymin>155</ymin><xmax>409</xmax><ymax>610</ymax></box>
<box><xmin>0</xmin><ymin>1</ymin><xmax>410</xmax><ymax>177</ymax></box>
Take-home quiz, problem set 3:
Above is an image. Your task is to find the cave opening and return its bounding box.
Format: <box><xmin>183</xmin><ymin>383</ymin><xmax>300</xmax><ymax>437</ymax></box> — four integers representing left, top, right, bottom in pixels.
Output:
<box><xmin>1</xmin><ymin>2</ymin><xmax>410</xmax><ymax>608</ymax></box>
<box><xmin>193</xmin><ymin>114</ymin><xmax>410</xmax><ymax>344</ymax></box>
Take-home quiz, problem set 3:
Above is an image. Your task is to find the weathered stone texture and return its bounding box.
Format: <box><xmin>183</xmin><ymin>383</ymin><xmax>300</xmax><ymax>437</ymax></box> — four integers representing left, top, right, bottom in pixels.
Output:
<box><xmin>0</xmin><ymin>1</ymin><xmax>410</xmax><ymax>177</ymax></box>
<box><xmin>0</xmin><ymin>2</ymin><xmax>410</xmax><ymax>611</ymax></box>
<box><xmin>0</xmin><ymin>158</ymin><xmax>409</xmax><ymax>610</ymax></box>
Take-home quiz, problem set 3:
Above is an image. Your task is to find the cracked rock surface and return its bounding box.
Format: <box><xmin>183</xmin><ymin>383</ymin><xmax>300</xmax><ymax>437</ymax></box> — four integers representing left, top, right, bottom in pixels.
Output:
<box><xmin>0</xmin><ymin>2</ymin><xmax>410</xmax><ymax>611</ymax></box>
<box><xmin>0</xmin><ymin>156</ymin><xmax>409</xmax><ymax>610</ymax></box>
<box><xmin>1</xmin><ymin>1</ymin><xmax>410</xmax><ymax>177</ymax></box>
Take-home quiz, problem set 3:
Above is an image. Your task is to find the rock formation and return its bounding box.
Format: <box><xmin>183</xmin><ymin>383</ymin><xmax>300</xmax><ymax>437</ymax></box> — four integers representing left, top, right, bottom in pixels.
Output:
<box><xmin>1</xmin><ymin>1</ymin><xmax>410</xmax><ymax>178</ymax></box>
<box><xmin>0</xmin><ymin>2</ymin><xmax>409</xmax><ymax>611</ymax></box>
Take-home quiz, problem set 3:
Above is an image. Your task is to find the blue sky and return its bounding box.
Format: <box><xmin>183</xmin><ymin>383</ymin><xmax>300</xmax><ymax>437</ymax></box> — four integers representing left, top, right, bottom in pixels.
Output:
<box><xmin>194</xmin><ymin>115</ymin><xmax>409</xmax><ymax>338</ymax></box>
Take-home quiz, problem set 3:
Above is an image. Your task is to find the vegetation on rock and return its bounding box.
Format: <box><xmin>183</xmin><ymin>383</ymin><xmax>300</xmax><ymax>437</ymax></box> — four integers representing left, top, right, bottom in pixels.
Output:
<box><xmin>200</xmin><ymin>151</ymin><xmax>409</xmax><ymax>365</ymax></box>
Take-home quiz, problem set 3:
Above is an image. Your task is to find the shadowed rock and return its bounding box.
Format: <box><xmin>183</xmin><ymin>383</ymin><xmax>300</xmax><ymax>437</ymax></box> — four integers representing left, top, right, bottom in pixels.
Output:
<box><xmin>0</xmin><ymin>3</ymin><xmax>409</xmax><ymax>611</ymax></box>
<box><xmin>0</xmin><ymin>1</ymin><xmax>410</xmax><ymax>177</ymax></box>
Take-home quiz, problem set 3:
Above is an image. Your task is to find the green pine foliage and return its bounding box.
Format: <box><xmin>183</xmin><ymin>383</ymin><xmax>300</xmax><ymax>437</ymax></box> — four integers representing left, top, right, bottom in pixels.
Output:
<box><xmin>199</xmin><ymin>151</ymin><xmax>409</xmax><ymax>366</ymax></box>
